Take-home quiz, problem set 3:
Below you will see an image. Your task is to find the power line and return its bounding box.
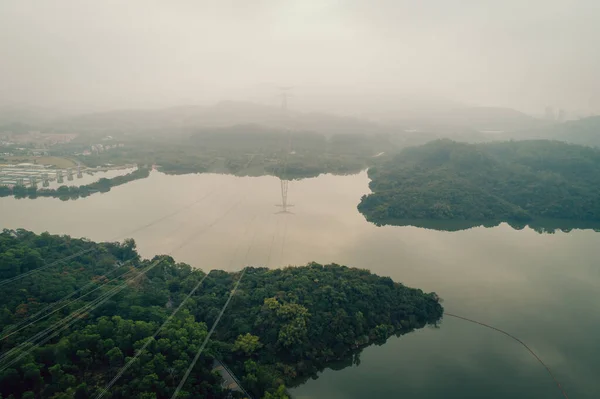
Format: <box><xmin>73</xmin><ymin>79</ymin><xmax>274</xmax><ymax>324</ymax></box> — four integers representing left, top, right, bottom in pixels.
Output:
<box><xmin>0</xmin><ymin>248</ymin><xmax>96</xmax><ymax>288</ymax></box>
<box><xmin>0</xmin><ymin>258</ymin><xmax>165</xmax><ymax>372</ymax></box>
<box><xmin>0</xmin><ymin>195</ymin><xmax>240</xmax><ymax>371</ymax></box>
<box><xmin>279</xmin><ymin>215</ymin><xmax>289</xmax><ymax>266</ymax></box>
<box><xmin>112</xmin><ymin>189</ymin><xmax>216</xmax><ymax>240</ymax></box>
<box><xmin>168</xmin><ymin>198</ymin><xmax>242</xmax><ymax>255</ymax></box>
<box><xmin>170</xmin><ymin>267</ymin><xmax>248</xmax><ymax>399</ymax></box>
<box><xmin>95</xmin><ymin>271</ymin><xmax>211</xmax><ymax>399</ymax></box>
<box><xmin>2</xmin><ymin>146</ymin><xmax>282</xmax><ymax>394</ymax></box>
<box><xmin>445</xmin><ymin>313</ymin><xmax>570</xmax><ymax>399</ymax></box>
<box><xmin>1</xmin><ymin>260</ymin><xmax>137</xmax><ymax>341</ymax></box>
<box><xmin>1</xmin><ymin>148</ymin><xmax>265</xmax><ymax>290</ymax></box>
<box><xmin>98</xmin><ymin>211</ymin><xmax>260</xmax><ymax>398</ymax></box>
<box><xmin>171</xmin><ymin>129</ymin><xmax>292</xmax><ymax>396</ymax></box>
<box><xmin>0</xmin><ymin>189</ymin><xmax>216</xmax><ymax>288</ymax></box>
<box><xmin>1</xmin><ymin>190</ymin><xmax>220</xmax><ymax>340</ymax></box>
<box><xmin>265</xmin><ymin>216</ymin><xmax>279</xmax><ymax>268</ymax></box>
<box><xmin>276</xmin><ymin>124</ymin><xmax>293</xmax><ymax>265</ymax></box>
<box><xmin>171</xmin><ymin>214</ymin><xmax>277</xmax><ymax>398</ymax></box>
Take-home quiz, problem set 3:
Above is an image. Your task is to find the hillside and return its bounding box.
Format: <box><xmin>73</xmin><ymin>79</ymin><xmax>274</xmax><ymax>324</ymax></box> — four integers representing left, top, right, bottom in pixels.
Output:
<box><xmin>395</xmin><ymin>106</ymin><xmax>544</xmax><ymax>133</ymax></box>
<box><xmin>358</xmin><ymin>139</ymin><xmax>600</xmax><ymax>229</ymax></box>
<box><xmin>439</xmin><ymin>106</ymin><xmax>542</xmax><ymax>131</ymax></box>
<box><xmin>49</xmin><ymin>101</ymin><xmax>389</xmax><ymax>137</ymax></box>
<box><xmin>508</xmin><ymin>115</ymin><xmax>600</xmax><ymax>147</ymax></box>
<box><xmin>0</xmin><ymin>105</ymin><xmax>68</xmax><ymax>126</ymax></box>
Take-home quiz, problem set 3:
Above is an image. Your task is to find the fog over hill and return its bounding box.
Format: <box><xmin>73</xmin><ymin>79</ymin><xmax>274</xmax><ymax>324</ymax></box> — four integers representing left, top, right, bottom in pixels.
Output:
<box><xmin>505</xmin><ymin>115</ymin><xmax>600</xmax><ymax>148</ymax></box>
<box><xmin>1</xmin><ymin>101</ymin><xmax>550</xmax><ymax>139</ymax></box>
<box><xmin>390</xmin><ymin>106</ymin><xmax>546</xmax><ymax>132</ymax></box>
<box><xmin>3</xmin><ymin>1</ymin><xmax>599</xmax><ymax>115</ymax></box>
<box><xmin>43</xmin><ymin>101</ymin><xmax>383</xmax><ymax>136</ymax></box>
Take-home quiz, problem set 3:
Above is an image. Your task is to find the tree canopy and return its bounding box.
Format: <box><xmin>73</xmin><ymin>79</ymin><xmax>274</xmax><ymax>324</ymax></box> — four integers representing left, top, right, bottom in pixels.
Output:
<box><xmin>358</xmin><ymin>139</ymin><xmax>600</xmax><ymax>230</ymax></box>
<box><xmin>0</xmin><ymin>229</ymin><xmax>442</xmax><ymax>398</ymax></box>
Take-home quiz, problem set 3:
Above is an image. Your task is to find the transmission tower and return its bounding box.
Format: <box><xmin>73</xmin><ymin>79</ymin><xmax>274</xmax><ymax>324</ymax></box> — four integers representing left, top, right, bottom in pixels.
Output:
<box><xmin>67</xmin><ymin>168</ymin><xmax>74</xmax><ymax>181</ymax></box>
<box><xmin>279</xmin><ymin>86</ymin><xmax>293</xmax><ymax>112</ymax></box>
<box><xmin>57</xmin><ymin>170</ymin><xmax>64</xmax><ymax>184</ymax></box>
<box><xmin>275</xmin><ymin>86</ymin><xmax>295</xmax><ymax>214</ymax></box>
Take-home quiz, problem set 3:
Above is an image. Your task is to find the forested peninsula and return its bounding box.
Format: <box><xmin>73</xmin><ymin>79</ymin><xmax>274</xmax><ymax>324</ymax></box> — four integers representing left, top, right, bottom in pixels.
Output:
<box><xmin>358</xmin><ymin>139</ymin><xmax>600</xmax><ymax>229</ymax></box>
<box><xmin>0</xmin><ymin>229</ymin><xmax>443</xmax><ymax>399</ymax></box>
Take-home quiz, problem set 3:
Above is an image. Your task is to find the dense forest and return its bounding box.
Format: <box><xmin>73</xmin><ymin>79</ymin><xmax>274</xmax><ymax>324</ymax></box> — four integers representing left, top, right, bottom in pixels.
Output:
<box><xmin>0</xmin><ymin>168</ymin><xmax>150</xmax><ymax>201</ymax></box>
<box><xmin>358</xmin><ymin>139</ymin><xmax>600</xmax><ymax>229</ymax></box>
<box><xmin>0</xmin><ymin>230</ymin><xmax>443</xmax><ymax>399</ymax></box>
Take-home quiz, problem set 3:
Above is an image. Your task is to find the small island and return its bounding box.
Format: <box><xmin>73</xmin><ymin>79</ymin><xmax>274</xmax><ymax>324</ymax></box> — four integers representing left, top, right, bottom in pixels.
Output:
<box><xmin>358</xmin><ymin>139</ymin><xmax>600</xmax><ymax>230</ymax></box>
<box><xmin>0</xmin><ymin>229</ymin><xmax>443</xmax><ymax>399</ymax></box>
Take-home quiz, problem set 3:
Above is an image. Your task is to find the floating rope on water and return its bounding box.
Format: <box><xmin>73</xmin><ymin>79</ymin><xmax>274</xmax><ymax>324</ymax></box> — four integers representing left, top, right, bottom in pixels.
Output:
<box><xmin>445</xmin><ymin>313</ymin><xmax>570</xmax><ymax>399</ymax></box>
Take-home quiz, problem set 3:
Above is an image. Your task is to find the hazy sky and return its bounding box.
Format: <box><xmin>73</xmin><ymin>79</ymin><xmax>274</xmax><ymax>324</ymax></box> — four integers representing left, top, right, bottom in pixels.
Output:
<box><xmin>1</xmin><ymin>0</ymin><xmax>598</xmax><ymax>115</ymax></box>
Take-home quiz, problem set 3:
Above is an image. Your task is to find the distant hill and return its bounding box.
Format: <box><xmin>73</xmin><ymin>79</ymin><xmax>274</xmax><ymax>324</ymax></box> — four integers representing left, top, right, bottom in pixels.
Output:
<box><xmin>508</xmin><ymin>115</ymin><xmax>600</xmax><ymax>147</ymax></box>
<box><xmin>395</xmin><ymin>106</ymin><xmax>545</xmax><ymax>133</ymax></box>
<box><xmin>3</xmin><ymin>100</ymin><xmax>547</xmax><ymax>144</ymax></box>
<box><xmin>358</xmin><ymin>139</ymin><xmax>600</xmax><ymax>230</ymax></box>
<box><xmin>0</xmin><ymin>104</ymin><xmax>69</xmax><ymax>127</ymax></box>
<box><xmin>0</xmin><ymin>121</ymin><xmax>38</xmax><ymax>135</ymax></box>
<box><xmin>50</xmin><ymin>101</ymin><xmax>389</xmax><ymax>136</ymax></box>
<box><xmin>4</xmin><ymin>101</ymin><xmax>552</xmax><ymax>145</ymax></box>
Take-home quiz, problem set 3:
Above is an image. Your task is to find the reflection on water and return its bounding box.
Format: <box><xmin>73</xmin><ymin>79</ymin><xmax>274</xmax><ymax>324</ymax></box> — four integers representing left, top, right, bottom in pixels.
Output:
<box><xmin>375</xmin><ymin>217</ymin><xmax>600</xmax><ymax>233</ymax></box>
<box><xmin>1</xmin><ymin>171</ymin><xmax>599</xmax><ymax>398</ymax></box>
<box><xmin>276</xmin><ymin>178</ymin><xmax>294</xmax><ymax>214</ymax></box>
<box><xmin>45</xmin><ymin>167</ymin><xmax>137</xmax><ymax>189</ymax></box>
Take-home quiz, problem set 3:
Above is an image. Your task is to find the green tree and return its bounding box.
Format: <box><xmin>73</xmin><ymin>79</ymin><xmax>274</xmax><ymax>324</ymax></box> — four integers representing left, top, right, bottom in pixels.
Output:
<box><xmin>106</xmin><ymin>347</ymin><xmax>124</xmax><ymax>368</ymax></box>
<box><xmin>74</xmin><ymin>383</ymin><xmax>89</xmax><ymax>399</ymax></box>
<box><xmin>232</xmin><ymin>333</ymin><xmax>262</xmax><ymax>355</ymax></box>
<box><xmin>262</xmin><ymin>385</ymin><xmax>289</xmax><ymax>399</ymax></box>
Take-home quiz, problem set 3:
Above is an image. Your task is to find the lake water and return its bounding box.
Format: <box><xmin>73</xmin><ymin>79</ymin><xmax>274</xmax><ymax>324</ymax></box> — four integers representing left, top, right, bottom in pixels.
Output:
<box><xmin>1</xmin><ymin>170</ymin><xmax>599</xmax><ymax>398</ymax></box>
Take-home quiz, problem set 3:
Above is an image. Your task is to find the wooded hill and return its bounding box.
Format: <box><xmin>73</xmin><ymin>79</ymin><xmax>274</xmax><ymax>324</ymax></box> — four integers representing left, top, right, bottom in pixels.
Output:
<box><xmin>359</xmin><ymin>139</ymin><xmax>600</xmax><ymax>229</ymax></box>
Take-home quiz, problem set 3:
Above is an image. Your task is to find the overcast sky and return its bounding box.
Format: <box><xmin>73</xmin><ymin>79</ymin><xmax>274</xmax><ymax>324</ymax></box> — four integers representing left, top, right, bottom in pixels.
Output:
<box><xmin>1</xmin><ymin>0</ymin><xmax>598</xmax><ymax>116</ymax></box>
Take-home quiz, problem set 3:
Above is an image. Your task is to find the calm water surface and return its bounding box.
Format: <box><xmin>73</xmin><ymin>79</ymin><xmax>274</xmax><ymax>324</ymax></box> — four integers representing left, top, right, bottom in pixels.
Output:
<box><xmin>1</xmin><ymin>171</ymin><xmax>598</xmax><ymax>398</ymax></box>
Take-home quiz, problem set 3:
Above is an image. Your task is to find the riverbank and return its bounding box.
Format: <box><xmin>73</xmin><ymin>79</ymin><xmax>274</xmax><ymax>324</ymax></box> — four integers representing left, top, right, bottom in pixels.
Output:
<box><xmin>0</xmin><ymin>166</ymin><xmax>150</xmax><ymax>200</ymax></box>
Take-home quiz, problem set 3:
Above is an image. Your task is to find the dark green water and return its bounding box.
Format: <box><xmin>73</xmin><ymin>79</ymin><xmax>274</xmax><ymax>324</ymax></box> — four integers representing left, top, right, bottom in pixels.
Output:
<box><xmin>1</xmin><ymin>171</ymin><xmax>598</xmax><ymax>398</ymax></box>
